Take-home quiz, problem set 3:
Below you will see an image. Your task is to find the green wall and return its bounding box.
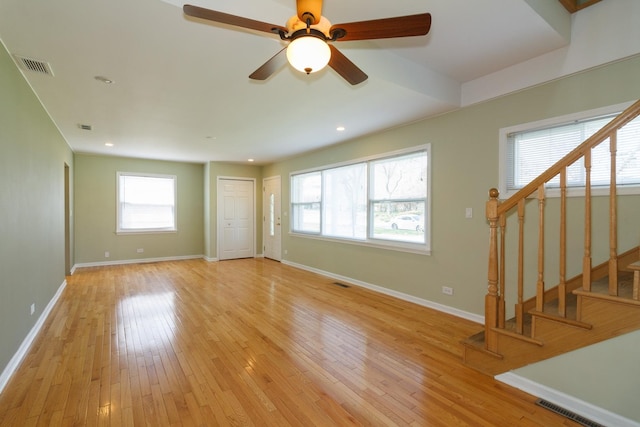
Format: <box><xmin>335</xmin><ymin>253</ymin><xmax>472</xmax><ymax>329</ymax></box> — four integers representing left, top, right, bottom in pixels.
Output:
<box><xmin>73</xmin><ymin>157</ymin><xmax>265</xmax><ymax>265</ymax></box>
<box><xmin>264</xmin><ymin>54</ymin><xmax>640</xmax><ymax>316</ymax></box>
<box><xmin>74</xmin><ymin>154</ymin><xmax>205</xmax><ymax>264</ymax></box>
<box><xmin>0</xmin><ymin>42</ymin><xmax>74</xmax><ymax>376</ymax></box>
<box><xmin>511</xmin><ymin>329</ymin><xmax>640</xmax><ymax>422</ymax></box>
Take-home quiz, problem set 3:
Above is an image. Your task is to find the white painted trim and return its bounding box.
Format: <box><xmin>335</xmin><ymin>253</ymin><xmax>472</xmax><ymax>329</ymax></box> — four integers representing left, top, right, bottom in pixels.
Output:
<box><xmin>0</xmin><ymin>279</ymin><xmax>67</xmax><ymax>394</ymax></box>
<box><xmin>281</xmin><ymin>260</ymin><xmax>484</xmax><ymax>324</ymax></box>
<box><xmin>73</xmin><ymin>254</ymin><xmax>203</xmax><ymax>269</ymax></box>
<box><xmin>496</xmin><ymin>372</ymin><xmax>640</xmax><ymax>427</ymax></box>
<box><xmin>204</xmin><ymin>256</ymin><xmax>218</xmax><ymax>262</ymax></box>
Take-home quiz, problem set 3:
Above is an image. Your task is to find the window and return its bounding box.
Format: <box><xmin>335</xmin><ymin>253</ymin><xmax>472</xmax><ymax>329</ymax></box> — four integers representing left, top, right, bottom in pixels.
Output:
<box><xmin>290</xmin><ymin>146</ymin><xmax>430</xmax><ymax>253</ymax></box>
<box><xmin>323</xmin><ymin>163</ymin><xmax>367</xmax><ymax>239</ymax></box>
<box><xmin>370</xmin><ymin>151</ymin><xmax>427</xmax><ymax>244</ymax></box>
<box><xmin>500</xmin><ymin>102</ymin><xmax>640</xmax><ymax>197</ymax></box>
<box><xmin>117</xmin><ymin>172</ymin><xmax>177</xmax><ymax>233</ymax></box>
<box><xmin>291</xmin><ymin>171</ymin><xmax>321</xmax><ymax>233</ymax></box>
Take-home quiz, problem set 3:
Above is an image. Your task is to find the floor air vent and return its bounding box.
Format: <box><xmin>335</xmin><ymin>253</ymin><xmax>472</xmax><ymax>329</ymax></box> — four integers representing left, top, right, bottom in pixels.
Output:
<box><xmin>14</xmin><ymin>55</ymin><xmax>54</xmax><ymax>76</ymax></box>
<box><xmin>535</xmin><ymin>399</ymin><xmax>604</xmax><ymax>427</ymax></box>
<box><xmin>332</xmin><ymin>282</ymin><xmax>350</xmax><ymax>288</ymax></box>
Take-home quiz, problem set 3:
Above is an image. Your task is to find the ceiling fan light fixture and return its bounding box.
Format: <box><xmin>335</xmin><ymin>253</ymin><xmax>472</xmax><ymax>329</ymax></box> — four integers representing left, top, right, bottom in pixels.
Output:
<box><xmin>286</xmin><ymin>35</ymin><xmax>331</xmax><ymax>74</ymax></box>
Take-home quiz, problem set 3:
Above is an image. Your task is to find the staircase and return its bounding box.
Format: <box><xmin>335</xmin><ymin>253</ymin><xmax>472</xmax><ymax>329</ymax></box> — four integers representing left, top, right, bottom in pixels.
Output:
<box><xmin>463</xmin><ymin>99</ymin><xmax>640</xmax><ymax>376</ymax></box>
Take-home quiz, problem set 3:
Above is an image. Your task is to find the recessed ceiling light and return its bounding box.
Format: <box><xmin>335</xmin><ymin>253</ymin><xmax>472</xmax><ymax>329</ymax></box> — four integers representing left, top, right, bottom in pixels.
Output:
<box><xmin>336</xmin><ymin>126</ymin><xmax>345</xmax><ymax>131</ymax></box>
<box><xmin>247</xmin><ymin>158</ymin><xmax>255</xmax><ymax>162</ymax></box>
<box><xmin>105</xmin><ymin>142</ymin><xmax>114</xmax><ymax>147</ymax></box>
<box><xmin>94</xmin><ymin>76</ymin><xmax>113</xmax><ymax>84</ymax></box>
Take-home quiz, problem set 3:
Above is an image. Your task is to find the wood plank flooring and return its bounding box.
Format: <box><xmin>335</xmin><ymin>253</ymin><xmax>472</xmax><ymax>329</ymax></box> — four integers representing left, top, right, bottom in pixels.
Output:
<box><xmin>0</xmin><ymin>258</ymin><xmax>579</xmax><ymax>426</ymax></box>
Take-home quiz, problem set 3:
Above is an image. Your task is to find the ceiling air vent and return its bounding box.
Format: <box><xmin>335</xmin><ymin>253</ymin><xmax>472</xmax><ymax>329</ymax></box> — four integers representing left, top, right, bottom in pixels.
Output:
<box><xmin>79</xmin><ymin>124</ymin><xmax>92</xmax><ymax>131</ymax></box>
<box><xmin>14</xmin><ymin>55</ymin><xmax>54</xmax><ymax>76</ymax></box>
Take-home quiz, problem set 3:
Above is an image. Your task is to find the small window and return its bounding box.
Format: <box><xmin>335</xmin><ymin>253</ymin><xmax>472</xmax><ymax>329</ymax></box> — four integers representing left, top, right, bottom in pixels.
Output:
<box><xmin>117</xmin><ymin>172</ymin><xmax>177</xmax><ymax>233</ymax></box>
<box><xmin>500</xmin><ymin>102</ymin><xmax>640</xmax><ymax>197</ymax></box>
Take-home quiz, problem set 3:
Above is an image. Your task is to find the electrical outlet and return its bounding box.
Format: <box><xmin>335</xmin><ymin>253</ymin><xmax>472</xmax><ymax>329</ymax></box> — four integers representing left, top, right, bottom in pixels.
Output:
<box><xmin>442</xmin><ymin>286</ymin><xmax>454</xmax><ymax>296</ymax></box>
<box><xmin>30</xmin><ymin>303</ymin><xmax>35</xmax><ymax>315</ymax></box>
<box><xmin>137</xmin><ymin>248</ymin><xmax>144</xmax><ymax>253</ymax></box>
<box><xmin>465</xmin><ymin>207</ymin><xmax>473</xmax><ymax>219</ymax></box>
<box><xmin>105</xmin><ymin>251</ymin><xmax>110</xmax><ymax>258</ymax></box>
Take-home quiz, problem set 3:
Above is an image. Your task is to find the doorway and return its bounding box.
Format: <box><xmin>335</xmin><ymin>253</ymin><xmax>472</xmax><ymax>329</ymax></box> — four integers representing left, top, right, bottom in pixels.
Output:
<box><xmin>217</xmin><ymin>178</ymin><xmax>255</xmax><ymax>260</ymax></box>
<box><xmin>263</xmin><ymin>176</ymin><xmax>281</xmax><ymax>261</ymax></box>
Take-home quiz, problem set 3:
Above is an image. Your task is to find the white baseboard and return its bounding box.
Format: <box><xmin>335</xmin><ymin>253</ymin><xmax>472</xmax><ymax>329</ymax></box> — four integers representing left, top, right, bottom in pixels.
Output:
<box><xmin>281</xmin><ymin>259</ymin><xmax>484</xmax><ymax>324</ymax></box>
<box><xmin>496</xmin><ymin>372</ymin><xmax>640</xmax><ymax>427</ymax></box>
<box><xmin>204</xmin><ymin>254</ymin><xmax>263</xmax><ymax>262</ymax></box>
<box><xmin>0</xmin><ymin>279</ymin><xmax>67</xmax><ymax>394</ymax></box>
<box><xmin>73</xmin><ymin>254</ymin><xmax>204</xmax><ymax>269</ymax></box>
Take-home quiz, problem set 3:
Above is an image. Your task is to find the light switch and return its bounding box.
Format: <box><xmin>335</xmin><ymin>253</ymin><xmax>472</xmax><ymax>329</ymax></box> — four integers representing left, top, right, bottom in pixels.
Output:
<box><xmin>465</xmin><ymin>207</ymin><xmax>473</xmax><ymax>219</ymax></box>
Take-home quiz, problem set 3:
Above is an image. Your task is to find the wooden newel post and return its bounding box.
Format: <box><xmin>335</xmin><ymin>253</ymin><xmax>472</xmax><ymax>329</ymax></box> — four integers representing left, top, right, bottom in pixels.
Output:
<box><xmin>485</xmin><ymin>188</ymin><xmax>500</xmax><ymax>353</ymax></box>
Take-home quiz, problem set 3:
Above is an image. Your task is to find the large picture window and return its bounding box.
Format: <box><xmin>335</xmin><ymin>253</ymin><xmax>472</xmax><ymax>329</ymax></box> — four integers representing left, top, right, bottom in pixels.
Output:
<box><xmin>290</xmin><ymin>146</ymin><xmax>430</xmax><ymax>253</ymax></box>
<box><xmin>500</xmin><ymin>102</ymin><xmax>640</xmax><ymax>197</ymax></box>
<box><xmin>117</xmin><ymin>172</ymin><xmax>177</xmax><ymax>233</ymax></box>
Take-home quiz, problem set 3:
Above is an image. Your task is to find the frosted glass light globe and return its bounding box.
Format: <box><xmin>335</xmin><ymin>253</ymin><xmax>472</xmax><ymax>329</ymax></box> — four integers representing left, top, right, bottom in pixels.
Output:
<box><xmin>286</xmin><ymin>36</ymin><xmax>331</xmax><ymax>74</ymax></box>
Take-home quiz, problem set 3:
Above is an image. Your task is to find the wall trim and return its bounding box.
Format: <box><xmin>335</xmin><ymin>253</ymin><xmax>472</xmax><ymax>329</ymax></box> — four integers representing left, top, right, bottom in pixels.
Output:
<box><xmin>282</xmin><ymin>259</ymin><xmax>484</xmax><ymax>324</ymax></box>
<box><xmin>0</xmin><ymin>279</ymin><xmax>67</xmax><ymax>394</ymax></box>
<box><xmin>73</xmin><ymin>254</ymin><xmax>204</xmax><ymax>269</ymax></box>
<box><xmin>496</xmin><ymin>372</ymin><xmax>640</xmax><ymax>427</ymax></box>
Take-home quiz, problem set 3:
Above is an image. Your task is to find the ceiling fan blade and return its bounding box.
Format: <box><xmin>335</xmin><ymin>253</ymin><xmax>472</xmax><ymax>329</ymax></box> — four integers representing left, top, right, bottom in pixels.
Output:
<box><xmin>183</xmin><ymin>4</ymin><xmax>287</xmax><ymax>35</ymax></box>
<box><xmin>249</xmin><ymin>48</ymin><xmax>288</xmax><ymax>80</ymax></box>
<box><xmin>330</xmin><ymin>13</ymin><xmax>431</xmax><ymax>42</ymax></box>
<box><xmin>328</xmin><ymin>45</ymin><xmax>367</xmax><ymax>85</ymax></box>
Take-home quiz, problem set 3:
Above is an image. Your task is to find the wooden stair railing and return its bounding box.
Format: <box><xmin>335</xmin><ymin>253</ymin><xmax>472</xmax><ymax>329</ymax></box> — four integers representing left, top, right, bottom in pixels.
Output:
<box><xmin>484</xmin><ymin>99</ymin><xmax>640</xmax><ymax>355</ymax></box>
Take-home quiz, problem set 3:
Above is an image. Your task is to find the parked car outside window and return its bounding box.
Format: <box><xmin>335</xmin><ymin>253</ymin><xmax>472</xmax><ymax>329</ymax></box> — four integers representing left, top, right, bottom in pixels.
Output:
<box><xmin>391</xmin><ymin>214</ymin><xmax>424</xmax><ymax>232</ymax></box>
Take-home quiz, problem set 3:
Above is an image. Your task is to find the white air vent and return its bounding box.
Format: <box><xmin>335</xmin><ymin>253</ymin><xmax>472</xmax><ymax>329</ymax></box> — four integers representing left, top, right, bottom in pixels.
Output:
<box><xmin>14</xmin><ymin>55</ymin><xmax>54</xmax><ymax>76</ymax></box>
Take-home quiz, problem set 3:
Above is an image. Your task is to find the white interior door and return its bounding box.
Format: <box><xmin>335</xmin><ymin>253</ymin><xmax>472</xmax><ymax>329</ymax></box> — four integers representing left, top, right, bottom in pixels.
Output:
<box><xmin>263</xmin><ymin>176</ymin><xmax>281</xmax><ymax>261</ymax></box>
<box><xmin>218</xmin><ymin>178</ymin><xmax>254</xmax><ymax>260</ymax></box>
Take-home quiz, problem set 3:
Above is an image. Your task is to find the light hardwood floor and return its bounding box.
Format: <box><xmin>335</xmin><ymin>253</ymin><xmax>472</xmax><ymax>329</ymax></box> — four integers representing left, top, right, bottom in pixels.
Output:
<box><xmin>0</xmin><ymin>258</ymin><xmax>579</xmax><ymax>426</ymax></box>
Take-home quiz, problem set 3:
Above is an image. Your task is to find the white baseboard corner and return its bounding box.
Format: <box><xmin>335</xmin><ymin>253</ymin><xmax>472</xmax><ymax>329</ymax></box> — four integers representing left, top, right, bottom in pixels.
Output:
<box><xmin>0</xmin><ymin>279</ymin><xmax>67</xmax><ymax>394</ymax></box>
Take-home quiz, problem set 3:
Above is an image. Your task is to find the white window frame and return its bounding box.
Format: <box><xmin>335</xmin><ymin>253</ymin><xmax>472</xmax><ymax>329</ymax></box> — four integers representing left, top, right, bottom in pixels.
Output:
<box><xmin>290</xmin><ymin>145</ymin><xmax>431</xmax><ymax>255</ymax></box>
<box><xmin>116</xmin><ymin>172</ymin><xmax>177</xmax><ymax>234</ymax></box>
<box><xmin>499</xmin><ymin>101</ymin><xmax>639</xmax><ymax>199</ymax></box>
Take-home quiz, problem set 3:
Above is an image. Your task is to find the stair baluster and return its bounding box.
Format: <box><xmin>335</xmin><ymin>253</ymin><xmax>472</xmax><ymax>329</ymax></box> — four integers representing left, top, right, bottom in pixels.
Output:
<box><xmin>480</xmin><ymin>99</ymin><xmax>640</xmax><ymax>359</ymax></box>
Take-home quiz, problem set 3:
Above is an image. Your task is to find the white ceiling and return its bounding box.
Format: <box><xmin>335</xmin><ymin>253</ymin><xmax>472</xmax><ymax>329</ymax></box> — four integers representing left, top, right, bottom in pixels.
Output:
<box><xmin>0</xmin><ymin>0</ymin><xmax>637</xmax><ymax>164</ymax></box>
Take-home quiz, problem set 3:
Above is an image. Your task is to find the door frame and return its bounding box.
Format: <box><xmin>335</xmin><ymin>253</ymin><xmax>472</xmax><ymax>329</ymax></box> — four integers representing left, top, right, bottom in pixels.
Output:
<box><xmin>262</xmin><ymin>175</ymin><xmax>282</xmax><ymax>261</ymax></box>
<box><xmin>216</xmin><ymin>176</ymin><xmax>256</xmax><ymax>260</ymax></box>
<box><xmin>64</xmin><ymin>163</ymin><xmax>71</xmax><ymax>275</ymax></box>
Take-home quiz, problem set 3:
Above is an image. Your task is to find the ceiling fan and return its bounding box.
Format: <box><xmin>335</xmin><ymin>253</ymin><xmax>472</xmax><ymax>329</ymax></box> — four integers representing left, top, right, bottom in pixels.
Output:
<box><xmin>183</xmin><ymin>0</ymin><xmax>432</xmax><ymax>85</ymax></box>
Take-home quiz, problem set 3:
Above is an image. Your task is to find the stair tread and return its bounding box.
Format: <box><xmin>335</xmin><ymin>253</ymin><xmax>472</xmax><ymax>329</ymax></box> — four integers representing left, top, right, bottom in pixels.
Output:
<box><xmin>588</xmin><ymin>270</ymin><xmax>634</xmax><ymax>298</ymax></box>
<box><xmin>465</xmin><ymin>270</ymin><xmax>636</xmax><ymax>349</ymax></box>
